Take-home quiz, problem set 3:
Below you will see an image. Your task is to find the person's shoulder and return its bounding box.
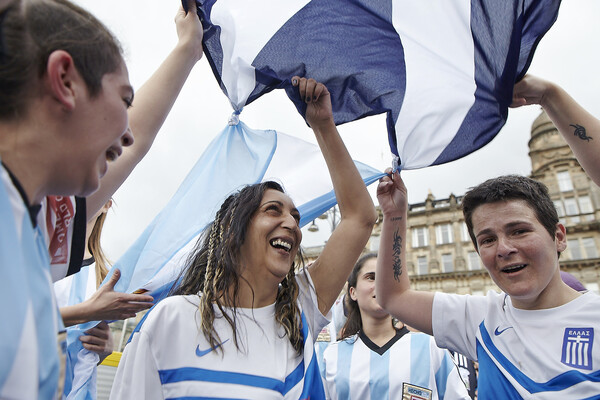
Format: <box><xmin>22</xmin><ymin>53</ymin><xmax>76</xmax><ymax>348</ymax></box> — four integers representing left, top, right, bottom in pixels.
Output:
<box><xmin>435</xmin><ymin>289</ymin><xmax>501</xmax><ymax>309</ymax></box>
<box><xmin>409</xmin><ymin>331</ymin><xmax>432</xmax><ymax>338</ymax></box>
<box><xmin>324</xmin><ymin>334</ymin><xmax>356</xmax><ymax>354</ymax></box>
<box><xmin>156</xmin><ymin>294</ymin><xmax>199</xmax><ymax>312</ymax></box>
<box><xmin>581</xmin><ymin>290</ymin><xmax>600</xmax><ymax>300</ymax></box>
<box><xmin>339</xmin><ymin>334</ymin><xmax>359</xmax><ymax>346</ymax></box>
<box><xmin>569</xmin><ymin>291</ymin><xmax>600</xmax><ymax>312</ymax></box>
<box><xmin>143</xmin><ymin>295</ymin><xmax>199</xmax><ymax>327</ymax></box>
<box><xmin>407</xmin><ymin>331</ymin><xmax>437</xmax><ymax>346</ymax></box>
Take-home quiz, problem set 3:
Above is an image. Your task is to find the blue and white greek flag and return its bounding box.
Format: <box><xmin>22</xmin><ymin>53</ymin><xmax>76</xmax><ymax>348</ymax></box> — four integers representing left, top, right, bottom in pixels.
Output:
<box><xmin>193</xmin><ymin>0</ymin><xmax>560</xmax><ymax>168</ymax></box>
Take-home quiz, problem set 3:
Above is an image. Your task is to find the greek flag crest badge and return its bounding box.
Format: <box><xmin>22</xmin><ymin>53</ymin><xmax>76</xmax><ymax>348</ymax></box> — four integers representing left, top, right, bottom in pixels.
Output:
<box><xmin>561</xmin><ymin>328</ymin><xmax>594</xmax><ymax>370</ymax></box>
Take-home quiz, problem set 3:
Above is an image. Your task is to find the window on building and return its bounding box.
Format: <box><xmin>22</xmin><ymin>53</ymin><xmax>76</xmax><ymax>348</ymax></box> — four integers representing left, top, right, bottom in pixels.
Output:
<box><xmin>417</xmin><ymin>256</ymin><xmax>428</xmax><ymax>275</ymax></box>
<box><xmin>579</xmin><ymin>196</ymin><xmax>594</xmax><ymax>214</ymax></box>
<box><xmin>461</xmin><ymin>222</ymin><xmax>471</xmax><ymax>242</ymax></box>
<box><xmin>441</xmin><ymin>253</ymin><xmax>454</xmax><ymax>273</ymax></box>
<box><xmin>553</xmin><ymin>200</ymin><xmax>565</xmax><ymax>217</ymax></box>
<box><xmin>436</xmin><ymin>223</ymin><xmax>453</xmax><ymax>245</ymax></box>
<box><xmin>568</xmin><ymin>239</ymin><xmax>583</xmax><ymax>260</ymax></box>
<box><xmin>564</xmin><ymin>198</ymin><xmax>579</xmax><ymax>216</ymax></box>
<box><xmin>468</xmin><ymin>251</ymin><xmax>481</xmax><ymax>270</ymax></box>
<box><xmin>582</xmin><ymin>237</ymin><xmax>598</xmax><ymax>258</ymax></box>
<box><xmin>557</xmin><ymin>171</ymin><xmax>573</xmax><ymax>192</ymax></box>
<box><xmin>586</xmin><ymin>282</ymin><xmax>600</xmax><ymax>295</ymax></box>
<box><xmin>412</xmin><ymin>227</ymin><xmax>428</xmax><ymax>248</ymax></box>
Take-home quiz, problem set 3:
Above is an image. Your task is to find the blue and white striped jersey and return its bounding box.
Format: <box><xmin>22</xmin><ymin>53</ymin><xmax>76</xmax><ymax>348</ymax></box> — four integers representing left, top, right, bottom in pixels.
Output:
<box><xmin>110</xmin><ymin>271</ymin><xmax>329</xmax><ymax>399</ymax></box>
<box><xmin>322</xmin><ymin>328</ymin><xmax>470</xmax><ymax>400</ymax></box>
<box><xmin>0</xmin><ymin>163</ymin><xmax>65</xmax><ymax>399</ymax></box>
<box><xmin>433</xmin><ymin>290</ymin><xmax>600</xmax><ymax>399</ymax></box>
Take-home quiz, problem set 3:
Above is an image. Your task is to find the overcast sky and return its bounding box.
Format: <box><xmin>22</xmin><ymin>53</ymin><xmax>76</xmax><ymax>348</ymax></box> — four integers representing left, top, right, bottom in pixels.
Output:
<box><xmin>74</xmin><ymin>0</ymin><xmax>600</xmax><ymax>257</ymax></box>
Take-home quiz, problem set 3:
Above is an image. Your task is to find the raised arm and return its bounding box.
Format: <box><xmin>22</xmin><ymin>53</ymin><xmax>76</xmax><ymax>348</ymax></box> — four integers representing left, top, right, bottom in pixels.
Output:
<box><xmin>374</xmin><ymin>170</ymin><xmax>434</xmax><ymax>335</ymax></box>
<box><xmin>512</xmin><ymin>74</ymin><xmax>600</xmax><ymax>186</ymax></box>
<box><xmin>292</xmin><ymin>77</ymin><xmax>377</xmax><ymax>315</ymax></box>
<box><xmin>86</xmin><ymin>0</ymin><xmax>203</xmax><ymax>219</ymax></box>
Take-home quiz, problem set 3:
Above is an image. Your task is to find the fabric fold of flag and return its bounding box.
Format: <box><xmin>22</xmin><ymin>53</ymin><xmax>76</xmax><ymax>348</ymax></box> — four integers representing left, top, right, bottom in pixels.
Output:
<box><xmin>192</xmin><ymin>0</ymin><xmax>560</xmax><ymax>168</ymax></box>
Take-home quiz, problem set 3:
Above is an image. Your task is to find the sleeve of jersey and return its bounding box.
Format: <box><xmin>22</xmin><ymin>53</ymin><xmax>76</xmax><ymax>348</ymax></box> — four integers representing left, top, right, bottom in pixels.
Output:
<box><xmin>110</xmin><ymin>329</ymin><xmax>162</xmax><ymax>400</ymax></box>
<box><xmin>431</xmin><ymin>292</ymin><xmax>487</xmax><ymax>361</ymax></box>
<box><xmin>296</xmin><ymin>269</ymin><xmax>330</xmax><ymax>340</ymax></box>
<box><xmin>429</xmin><ymin>341</ymin><xmax>471</xmax><ymax>400</ymax></box>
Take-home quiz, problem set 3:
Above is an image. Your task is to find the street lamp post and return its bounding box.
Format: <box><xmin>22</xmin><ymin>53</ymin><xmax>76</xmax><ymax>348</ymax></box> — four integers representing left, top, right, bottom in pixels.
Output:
<box><xmin>309</xmin><ymin>205</ymin><xmax>340</xmax><ymax>234</ymax></box>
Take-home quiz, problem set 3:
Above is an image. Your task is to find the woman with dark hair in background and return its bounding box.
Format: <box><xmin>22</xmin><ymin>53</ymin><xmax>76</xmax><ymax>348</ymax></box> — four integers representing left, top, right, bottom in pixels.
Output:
<box><xmin>322</xmin><ymin>253</ymin><xmax>470</xmax><ymax>400</ymax></box>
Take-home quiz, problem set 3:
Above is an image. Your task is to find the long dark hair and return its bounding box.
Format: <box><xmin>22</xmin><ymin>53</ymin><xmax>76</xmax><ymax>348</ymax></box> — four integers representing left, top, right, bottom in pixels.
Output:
<box><xmin>338</xmin><ymin>252</ymin><xmax>379</xmax><ymax>340</ymax></box>
<box><xmin>173</xmin><ymin>181</ymin><xmax>305</xmax><ymax>354</ymax></box>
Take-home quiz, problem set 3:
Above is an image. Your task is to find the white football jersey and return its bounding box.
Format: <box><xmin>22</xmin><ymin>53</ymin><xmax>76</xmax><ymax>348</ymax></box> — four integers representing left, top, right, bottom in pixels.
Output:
<box><xmin>433</xmin><ymin>290</ymin><xmax>600</xmax><ymax>399</ymax></box>
<box><xmin>111</xmin><ymin>271</ymin><xmax>329</xmax><ymax>399</ymax></box>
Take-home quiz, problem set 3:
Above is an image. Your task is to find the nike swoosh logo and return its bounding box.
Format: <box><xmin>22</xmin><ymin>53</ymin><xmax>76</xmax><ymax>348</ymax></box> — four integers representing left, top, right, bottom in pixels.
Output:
<box><xmin>195</xmin><ymin>339</ymin><xmax>229</xmax><ymax>357</ymax></box>
<box><xmin>494</xmin><ymin>326</ymin><xmax>513</xmax><ymax>336</ymax></box>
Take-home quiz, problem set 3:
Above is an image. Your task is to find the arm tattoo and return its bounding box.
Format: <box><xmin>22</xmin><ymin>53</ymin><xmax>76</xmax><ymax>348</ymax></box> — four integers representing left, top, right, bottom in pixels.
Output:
<box><xmin>570</xmin><ymin>123</ymin><xmax>593</xmax><ymax>142</ymax></box>
<box><xmin>392</xmin><ymin>228</ymin><xmax>402</xmax><ymax>282</ymax></box>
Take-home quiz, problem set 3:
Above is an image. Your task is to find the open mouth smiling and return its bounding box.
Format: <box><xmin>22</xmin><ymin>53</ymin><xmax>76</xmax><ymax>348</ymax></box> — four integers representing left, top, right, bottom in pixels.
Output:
<box><xmin>270</xmin><ymin>238</ymin><xmax>293</xmax><ymax>253</ymax></box>
<box><xmin>501</xmin><ymin>264</ymin><xmax>527</xmax><ymax>274</ymax></box>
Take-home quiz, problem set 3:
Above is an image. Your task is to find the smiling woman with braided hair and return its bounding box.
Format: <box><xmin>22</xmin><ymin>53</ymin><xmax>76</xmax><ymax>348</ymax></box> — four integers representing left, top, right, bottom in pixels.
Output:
<box><xmin>110</xmin><ymin>76</ymin><xmax>377</xmax><ymax>400</ymax></box>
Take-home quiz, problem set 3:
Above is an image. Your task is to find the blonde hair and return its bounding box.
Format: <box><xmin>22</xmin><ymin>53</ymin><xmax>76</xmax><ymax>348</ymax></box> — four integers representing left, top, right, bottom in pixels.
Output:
<box><xmin>88</xmin><ymin>207</ymin><xmax>110</xmax><ymax>288</ymax></box>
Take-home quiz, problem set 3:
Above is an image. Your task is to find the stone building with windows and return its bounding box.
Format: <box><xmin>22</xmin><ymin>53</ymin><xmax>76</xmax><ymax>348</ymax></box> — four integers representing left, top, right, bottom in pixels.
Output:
<box><xmin>304</xmin><ymin>111</ymin><xmax>600</xmax><ymax>295</ymax></box>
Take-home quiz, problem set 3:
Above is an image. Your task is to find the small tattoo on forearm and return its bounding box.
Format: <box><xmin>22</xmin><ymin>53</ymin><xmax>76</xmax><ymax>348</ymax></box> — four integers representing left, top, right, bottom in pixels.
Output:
<box><xmin>570</xmin><ymin>124</ymin><xmax>593</xmax><ymax>142</ymax></box>
<box><xmin>392</xmin><ymin>229</ymin><xmax>402</xmax><ymax>282</ymax></box>
<box><xmin>390</xmin><ymin>216</ymin><xmax>403</xmax><ymax>222</ymax></box>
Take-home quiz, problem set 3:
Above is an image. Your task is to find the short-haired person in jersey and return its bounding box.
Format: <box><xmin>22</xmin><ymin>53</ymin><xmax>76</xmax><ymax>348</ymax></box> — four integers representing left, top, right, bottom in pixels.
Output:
<box><xmin>321</xmin><ymin>253</ymin><xmax>470</xmax><ymax>400</ymax></box>
<box><xmin>46</xmin><ymin>0</ymin><xmax>204</xmax><ymax>287</ymax></box>
<box><xmin>55</xmin><ymin>0</ymin><xmax>205</xmax><ymax>338</ymax></box>
<box><xmin>375</xmin><ymin>172</ymin><xmax>600</xmax><ymax>399</ymax></box>
<box><xmin>109</xmin><ymin>77</ymin><xmax>378</xmax><ymax>399</ymax></box>
<box><xmin>0</xmin><ymin>0</ymin><xmax>133</xmax><ymax>397</ymax></box>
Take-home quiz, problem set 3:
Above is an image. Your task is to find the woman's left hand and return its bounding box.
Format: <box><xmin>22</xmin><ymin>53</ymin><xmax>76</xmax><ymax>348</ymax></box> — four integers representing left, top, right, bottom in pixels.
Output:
<box><xmin>291</xmin><ymin>76</ymin><xmax>334</xmax><ymax>130</ymax></box>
